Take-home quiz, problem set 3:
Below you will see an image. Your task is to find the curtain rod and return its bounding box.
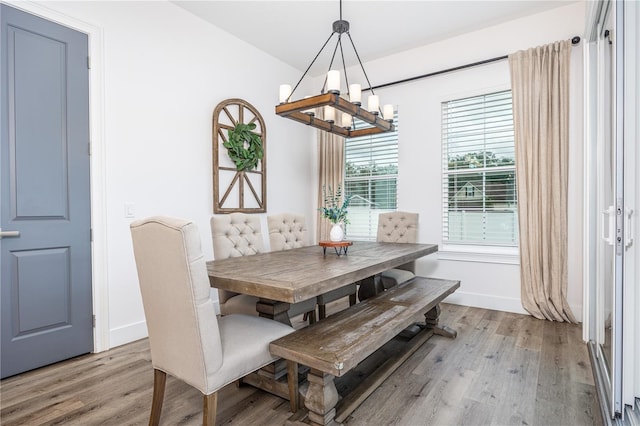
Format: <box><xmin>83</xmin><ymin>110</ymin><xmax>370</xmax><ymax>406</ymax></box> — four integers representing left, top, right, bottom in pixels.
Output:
<box><xmin>364</xmin><ymin>36</ymin><xmax>581</xmax><ymax>92</ymax></box>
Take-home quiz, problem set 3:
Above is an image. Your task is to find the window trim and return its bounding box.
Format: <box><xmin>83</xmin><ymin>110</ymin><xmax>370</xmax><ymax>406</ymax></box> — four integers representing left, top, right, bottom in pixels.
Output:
<box><xmin>438</xmin><ymin>243</ymin><xmax>520</xmax><ymax>265</ymax></box>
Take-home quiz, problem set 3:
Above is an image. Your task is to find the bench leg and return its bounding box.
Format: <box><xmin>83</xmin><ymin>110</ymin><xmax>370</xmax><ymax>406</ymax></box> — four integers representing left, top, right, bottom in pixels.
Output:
<box><xmin>305</xmin><ymin>369</ymin><xmax>340</xmax><ymax>426</ymax></box>
<box><xmin>287</xmin><ymin>361</ymin><xmax>299</xmax><ymax>413</ymax></box>
<box><xmin>425</xmin><ymin>304</ymin><xmax>457</xmax><ymax>339</ymax></box>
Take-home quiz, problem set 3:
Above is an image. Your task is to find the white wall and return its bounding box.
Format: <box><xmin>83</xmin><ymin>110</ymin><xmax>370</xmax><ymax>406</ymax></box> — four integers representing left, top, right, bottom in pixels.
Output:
<box><xmin>23</xmin><ymin>0</ymin><xmax>316</xmax><ymax>348</ymax></box>
<box><xmin>17</xmin><ymin>1</ymin><xmax>589</xmax><ymax>352</ymax></box>
<box><xmin>349</xmin><ymin>2</ymin><xmax>586</xmax><ymax>318</ymax></box>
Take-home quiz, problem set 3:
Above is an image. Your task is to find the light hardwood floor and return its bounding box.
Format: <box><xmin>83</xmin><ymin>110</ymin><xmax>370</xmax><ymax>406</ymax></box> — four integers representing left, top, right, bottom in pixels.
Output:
<box><xmin>0</xmin><ymin>303</ymin><xmax>601</xmax><ymax>426</ymax></box>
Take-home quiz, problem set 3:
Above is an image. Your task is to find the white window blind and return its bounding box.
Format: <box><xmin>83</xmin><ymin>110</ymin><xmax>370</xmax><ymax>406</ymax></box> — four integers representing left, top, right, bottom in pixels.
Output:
<box><xmin>345</xmin><ymin>113</ymin><xmax>398</xmax><ymax>241</ymax></box>
<box><xmin>442</xmin><ymin>91</ymin><xmax>518</xmax><ymax>247</ymax></box>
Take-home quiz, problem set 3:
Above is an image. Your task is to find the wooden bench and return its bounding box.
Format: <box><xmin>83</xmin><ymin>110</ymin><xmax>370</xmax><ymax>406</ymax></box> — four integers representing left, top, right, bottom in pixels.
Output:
<box><xmin>270</xmin><ymin>276</ymin><xmax>460</xmax><ymax>426</ymax></box>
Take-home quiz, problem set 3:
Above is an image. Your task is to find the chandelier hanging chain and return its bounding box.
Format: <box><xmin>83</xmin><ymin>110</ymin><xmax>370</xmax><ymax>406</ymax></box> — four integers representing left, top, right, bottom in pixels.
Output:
<box><xmin>339</xmin><ymin>35</ymin><xmax>350</xmax><ymax>92</ymax></box>
<box><xmin>288</xmin><ymin>28</ymin><xmax>376</xmax><ymax>104</ymax></box>
<box><xmin>288</xmin><ymin>32</ymin><xmax>336</xmax><ymax>102</ymax></box>
<box><xmin>323</xmin><ymin>33</ymin><xmax>342</xmax><ymax>91</ymax></box>
<box><xmin>345</xmin><ymin>32</ymin><xmax>376</xmax><ymax>97</ymax></box>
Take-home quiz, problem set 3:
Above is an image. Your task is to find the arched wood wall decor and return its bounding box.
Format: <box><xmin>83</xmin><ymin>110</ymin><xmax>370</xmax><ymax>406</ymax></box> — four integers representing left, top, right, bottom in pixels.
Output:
<box><xmin>212</xmin><ymin>98</ymin><xmax>266</xmax><ymax>213</ymax></box>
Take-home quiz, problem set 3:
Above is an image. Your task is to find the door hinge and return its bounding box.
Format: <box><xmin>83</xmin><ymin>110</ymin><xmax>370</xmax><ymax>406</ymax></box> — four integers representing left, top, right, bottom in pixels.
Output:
<box><xmin>92</xmin><ymin>315</ymin><xmax>96</xmax><ymax>328</ymax></box>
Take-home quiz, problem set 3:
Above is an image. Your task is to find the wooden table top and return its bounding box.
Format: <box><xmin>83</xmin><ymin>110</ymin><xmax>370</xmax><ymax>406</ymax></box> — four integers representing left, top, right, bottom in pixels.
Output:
<box><xmin>206</xmin><ymin>241</ymin><xmax>438</xmax><ymax>304</ymax></box>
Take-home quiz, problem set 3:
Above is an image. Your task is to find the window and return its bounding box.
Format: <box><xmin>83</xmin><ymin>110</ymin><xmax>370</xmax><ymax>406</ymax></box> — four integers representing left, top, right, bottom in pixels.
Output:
<box><xmin>442</xmin><ymin>91</ymin><xmax>518</xmax><ymax>248</ymax></box>
<box><xmin>344</xmin><ymin>113</ymin><xmax>398</xmax><ymax>241</ymax></box>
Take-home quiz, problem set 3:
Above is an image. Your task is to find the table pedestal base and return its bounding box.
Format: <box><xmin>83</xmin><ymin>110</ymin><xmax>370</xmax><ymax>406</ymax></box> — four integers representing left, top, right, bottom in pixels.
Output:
<box><xmin>257</xmin><ymin>298</ymin><xmax>293</xmax><ymax>326</ymax></box>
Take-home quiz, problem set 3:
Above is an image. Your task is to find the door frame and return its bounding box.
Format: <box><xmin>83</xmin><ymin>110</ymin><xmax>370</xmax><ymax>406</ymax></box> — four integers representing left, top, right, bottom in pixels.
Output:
<box><xmin>583</xmin><ymin>0</ymin><xmax>640</xmax><ymax>420</ymax></box>
<box><xmin>4</xmin><ymin>0</ymin><xmax>109</xmax><ymax>352</ymax></box>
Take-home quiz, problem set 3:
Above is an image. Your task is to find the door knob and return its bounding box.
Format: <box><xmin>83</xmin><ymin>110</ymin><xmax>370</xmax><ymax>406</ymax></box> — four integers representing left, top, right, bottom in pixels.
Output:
<box><xmin>0</xmin><ymin>228</ymin><xmax>20</xmax><ymax>239</ymax></box>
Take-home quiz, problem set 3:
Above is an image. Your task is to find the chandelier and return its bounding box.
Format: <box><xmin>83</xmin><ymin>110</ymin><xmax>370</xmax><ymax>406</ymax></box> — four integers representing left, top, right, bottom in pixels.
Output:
<box><xmin>275</xmin><ymin>0</ymin><xmax>395</xmax><ymax>138</ymax></box>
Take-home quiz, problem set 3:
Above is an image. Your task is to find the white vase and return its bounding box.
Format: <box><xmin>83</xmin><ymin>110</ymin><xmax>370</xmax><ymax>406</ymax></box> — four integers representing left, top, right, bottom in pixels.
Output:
<box><xmin>329</xmin><ymin>223</ymin><xmax>344</xmax><ymax>242</ymax></box>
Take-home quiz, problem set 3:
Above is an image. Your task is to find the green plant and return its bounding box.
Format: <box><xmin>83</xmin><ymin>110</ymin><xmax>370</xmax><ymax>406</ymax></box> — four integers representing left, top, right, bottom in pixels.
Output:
<box><xmin>319</xmin><ymin>184</ymin><xmax>353</xmax><ymax>224</ymax></box>
<box><xmin>223</xmin><ymin>122</ymin><xmax>264</xmax><ymax>171</ymax></box>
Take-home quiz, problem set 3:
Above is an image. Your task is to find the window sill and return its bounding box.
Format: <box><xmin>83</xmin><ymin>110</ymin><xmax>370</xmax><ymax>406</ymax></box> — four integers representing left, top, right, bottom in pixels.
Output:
<box><xmin>438</xmin><ymin>244</ymin><xmax>520</xmax><ymax>265</ymax></box>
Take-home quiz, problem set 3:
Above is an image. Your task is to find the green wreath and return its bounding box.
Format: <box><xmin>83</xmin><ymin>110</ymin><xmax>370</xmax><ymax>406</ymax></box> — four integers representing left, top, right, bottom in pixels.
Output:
<box><xmin>223</xmin><ymin>122</ymin><xmax>264</xmax><ymax>171</ymax></box>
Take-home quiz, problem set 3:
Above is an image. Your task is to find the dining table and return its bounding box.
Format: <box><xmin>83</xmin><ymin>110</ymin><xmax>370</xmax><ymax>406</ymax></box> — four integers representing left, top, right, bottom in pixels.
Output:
<box><xmin>206</xmin><ymin>241</ymin><xmax>438</xmax><ymax>324</ymax></box>
<box><xmin>206</xmin><ymin>240</ymin><xmax>445</xmax><ymax>406</ymax></box>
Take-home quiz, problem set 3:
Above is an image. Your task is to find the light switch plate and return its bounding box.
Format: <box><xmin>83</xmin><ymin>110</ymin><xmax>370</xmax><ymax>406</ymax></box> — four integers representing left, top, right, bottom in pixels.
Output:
<box><xmin>124</xmin><ymin>202</ymin><xmax>135</xmax><ymax>218</ymax></box>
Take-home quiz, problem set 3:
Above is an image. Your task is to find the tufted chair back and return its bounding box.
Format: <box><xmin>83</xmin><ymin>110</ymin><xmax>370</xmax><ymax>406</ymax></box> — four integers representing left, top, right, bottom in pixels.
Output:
<box><xmin>211</xmin><ymin>213</ymin><xmax>264</xmax><ymax>310</ymax></box>
<box><xmin>267</xmin><ymin>213</ymin><xmax>308</xmax><ymax>251</ymax></box>
<box><xmin>211</xmin><ymin>213</ymin><xmax>264</xmax><ymax>258</ymax></box>
<box><xmin>377</xmin><ymin>212</ymin><xmax>419</xmax><ymax>289</ymax></box>
<box><xmin>377</xmin><ymin>211</ymin><xmax>419</xmax><ymax>245</ymax></box>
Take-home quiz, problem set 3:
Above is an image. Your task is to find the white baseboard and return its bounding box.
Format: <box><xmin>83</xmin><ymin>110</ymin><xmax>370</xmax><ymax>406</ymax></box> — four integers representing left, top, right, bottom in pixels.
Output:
<box><xmin>570</xmin><ymin>304</ymin><xmax>583</xmax><ymax>322</ymax></box>
<box><xmin>109</xmin><ymin>320</ymin><xmax>148</xmax><ymax>348</ymax></box>
<box><xmin>444</xmin><ymin>291</ymin><xmax>528</xmax><ymax>315</ymax></box>
<box><xmin>107</xmin><ymin>302</ymin><xmax>221</xmax><ymax>349</ymax></box>
<box><xmin>444</xmin><ymin>291</ymin><xmax>583</xmax><ymax>322</ymax></box>
<box><xmin>105</xmin><ymin>296</ymin><xmax>582</xmax><ymax>350</ymax></box>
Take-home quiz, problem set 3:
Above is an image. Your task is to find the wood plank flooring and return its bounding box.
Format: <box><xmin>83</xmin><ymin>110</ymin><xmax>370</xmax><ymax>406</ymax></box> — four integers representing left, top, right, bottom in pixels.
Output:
<box><xmin>0</xmin><ymin>303</ymin><xmax>602</xmax><ymax>426</ymax></box>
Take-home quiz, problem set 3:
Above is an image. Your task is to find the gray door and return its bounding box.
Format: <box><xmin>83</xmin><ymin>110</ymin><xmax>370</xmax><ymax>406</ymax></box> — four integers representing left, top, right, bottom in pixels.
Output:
<box><xmin>1</xmin><ymin>4</ymin><xmax>92</xmax><ymax>378</ymax></box>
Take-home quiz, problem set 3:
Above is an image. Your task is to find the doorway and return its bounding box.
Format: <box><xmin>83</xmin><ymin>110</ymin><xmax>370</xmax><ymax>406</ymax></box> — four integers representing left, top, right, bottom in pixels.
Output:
<box><xmin>1</xmin><ymin>4</ymin><xmax>93</xmax><ymax>378</ymax></box>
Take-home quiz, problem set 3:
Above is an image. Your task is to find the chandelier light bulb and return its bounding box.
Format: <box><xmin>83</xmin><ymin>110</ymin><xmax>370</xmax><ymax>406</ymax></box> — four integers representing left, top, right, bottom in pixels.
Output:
<box><xmin>327</xmin><ymin>70</ymin><xmax>341</xmax><ymax>94</ymax></box>
<box><xmin>349</xmin><ymin>84</ymin><xmax>361</xmax><ymax>105</ymax></box>
<box><xmin>279</xmin><ymin>84</ymin><xmax>292</xmax><ymax>103</ymax></box>
<box><xmin>324</xmin><ymin>106</ymin><xmax>335</xmax><ymax>123</ymax></box>
<box><xmin>341</xmin><ymin>112</ymin><xmax>353</xmax><ymax>128</ymax></box>
<box><xmin>368</xmin><ymin>95</ymin><xmax>380</xmax><ymax>114</ymax></box>
<box><xmin>383</xmin><ymin>104</ymin><xmax>394</xmax><ymax>121</ymax></box>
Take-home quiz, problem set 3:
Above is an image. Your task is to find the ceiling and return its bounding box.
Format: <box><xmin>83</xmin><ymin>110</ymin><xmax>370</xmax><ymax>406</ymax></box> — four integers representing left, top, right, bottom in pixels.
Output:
<box><xmin>173</xmin><ymin>1</ymin><xmax>577</xmax><ymax>76</ymax></box>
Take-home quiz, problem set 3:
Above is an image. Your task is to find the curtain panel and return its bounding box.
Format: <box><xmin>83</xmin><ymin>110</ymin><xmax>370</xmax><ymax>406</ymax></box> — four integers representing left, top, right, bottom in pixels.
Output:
<box><xmin>509</xmin><ymin>40</ymin><xmax>577</xmax><ymax>323</ymax></box>
<box><xmin>316</xmin><ymin>128</ymin><xmax>345</xmax><ymax>242</ymax></box>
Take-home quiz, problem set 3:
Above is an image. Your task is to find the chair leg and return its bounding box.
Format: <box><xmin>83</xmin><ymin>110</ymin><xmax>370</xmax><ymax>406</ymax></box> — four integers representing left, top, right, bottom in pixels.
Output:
<box><xmin>203</xmin><ymin>392</ymin><xmax>218</xmax><ymax>426</ymax></box>
<box><xmin>149</xmin><ymin>369</ymin><xmax>166</xmax><ymax>426</ymax></box>
<box><xmin>308</xmin><ymin>310</ymin><xmax>317</xmax><ymax>324</ymax></box>
<box><xmin>318</xmin><ymin>304</ymin><xmax>327</xmax><ymax>320</ymax></box>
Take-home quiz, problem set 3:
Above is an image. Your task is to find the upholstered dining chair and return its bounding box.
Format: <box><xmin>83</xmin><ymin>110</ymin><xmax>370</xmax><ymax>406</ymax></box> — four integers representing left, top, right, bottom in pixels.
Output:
<box><xmin>359</xmin><ymin>211</ymin><xmax>419</xmax><ymax>300</ymax></box>
<box><xmin>267</xmin><ymin>213</ymin><xmax>308</xmax><ymax>251</ymax></box>
<box><xmin>210</xmin><ymin>213</ymin><xmax>263</xmax><ymax>317</ymax></box>
<box><xmin>267</xmin><ymin>213</ymin><xmax>357</xmax><ymax>320</ymax></box>
<box><xmin>212</xmin><ymin>213</ymin><xmax>317</xmax><ymax>323</ymax></box>
<box><xmin>130</xmin><ymin>216</ymin><xmax>295</xmax><ymax>426</ymax></box>
<box><xmin>377</xmin><ymin>211</ymin><xmax>419</xmax><ymax>288</ymax></box>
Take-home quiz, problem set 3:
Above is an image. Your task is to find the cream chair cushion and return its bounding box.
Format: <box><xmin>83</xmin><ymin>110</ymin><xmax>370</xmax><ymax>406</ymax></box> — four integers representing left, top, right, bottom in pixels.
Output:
<box><xmin>267</xmin><ymin>213</ymin><xmax>308</xmax><ymax>251</ymax></box>
<box><xmin>130</xmin><ymin>216</ymin><xmax>293</xmax><ymax>395</ymax></box>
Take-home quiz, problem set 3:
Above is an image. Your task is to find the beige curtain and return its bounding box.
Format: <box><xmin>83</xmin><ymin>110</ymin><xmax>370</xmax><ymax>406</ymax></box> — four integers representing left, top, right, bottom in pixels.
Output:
<box><xmin>316</xmin><ymin>128</ymin><xmax>345</xmax><ymax>242</ymax></box>
<box><xmin>509</xmin><ymin>40</ymin><xmax>576</xmax><ymax>323</ymax></box>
